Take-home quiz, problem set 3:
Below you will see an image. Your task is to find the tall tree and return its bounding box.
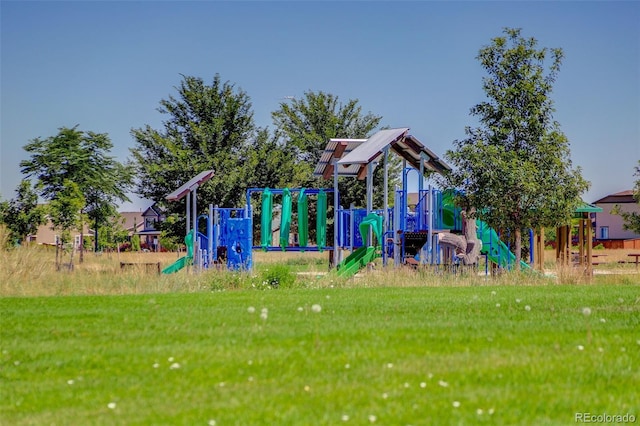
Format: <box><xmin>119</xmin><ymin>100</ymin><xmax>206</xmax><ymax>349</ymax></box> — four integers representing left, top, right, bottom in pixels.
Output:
<box><xmin>271</xmin><ymin>91</ymin><xmax>397</xmax><ymax>209</ymax></box>
<box><xmin>131</xmin><ymin>74</ymin><xmax>258</xmax><ymax>236</ymax></box>
<box><xmin>0</xmin><ymin>180</ymin><xmax>46</xmax><ymax>246</ymax></box>
<box><xmin>48</xmin><ymin>180</ymin><xmax>85</xmax><ymax>270</ymax></box>
<box><xmin>20</xmin><ymin>126</ymin><xmax>133</xmax><ymax>258</ymax></box>
<box><xmin>613</xmin><ymin>161</ymin><xmax>640</xmax><ymax>233</ymax></box>
<box><xmin>443</xmin><ymin>28</ymin><xmax>589</xmax><ymax>268</ymax></box>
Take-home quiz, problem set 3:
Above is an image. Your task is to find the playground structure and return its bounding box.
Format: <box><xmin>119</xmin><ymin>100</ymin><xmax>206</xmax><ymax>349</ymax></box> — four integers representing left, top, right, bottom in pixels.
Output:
<box><xmin>162</xmin><ymin>128</ymin><xmax>541</xmax><ymax>277</ymax></box>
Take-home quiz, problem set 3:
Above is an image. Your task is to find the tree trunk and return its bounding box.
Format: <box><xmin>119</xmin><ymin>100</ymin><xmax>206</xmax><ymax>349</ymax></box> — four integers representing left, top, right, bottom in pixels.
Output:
<box><xmin>514</xmin><ymin>228</ymin><xmax>522</xmax><ymax>271</ymax></box>
<box><xmin>55</xmin><ymin>239</ymin><xmax>60</xmax><ymax>271</ymax></box>
<box><xmin>79</xmin><ymin>220</ymin><xmax>84</xmax><ymax>264</ymax></box>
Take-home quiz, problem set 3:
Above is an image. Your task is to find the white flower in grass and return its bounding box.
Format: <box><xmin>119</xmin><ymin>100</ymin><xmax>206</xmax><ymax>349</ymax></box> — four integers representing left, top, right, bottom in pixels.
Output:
<box><xmin>386</xmin><ymin>363</ymin><xmax>393</xmax><ymax>369</ymax></box>
<box><xmin>208</xmin><ymin>420</ymin><xmax>217</xmax><ymax>426</ymax></box>
<box><xmin>491</xmin><ymin>291</ymin><xmax>496</xmax><ymax>296</ymax></box>
<box><xmin>297</xmin><ymin>307</ymin><xmax>303</xmax><ymax>312</ymax></box>
<box><xmin>524</xmin><ymin>305</ymin><xmax>531</xmax><ymax>311</ymax></box>
<box><xmin>582</xmin><ymin>307</ymin><xmax>591</xmax><ymax>316</ymax></box>
<box><xmin>107</xmin><ymin>402</ymin><xmax>116</xmax><ymax>409</ymax></box>
<box><xmin>427</xmin><ymin>373</ymin><xmax>433</xmax><ymax>379</ymax></box>
<box><xmin>438</xmin><ymin>380</ymin><xmax>449</xmax><ymax>387</ymax></box>
<box><xmin>247</xmin><ymin>306</ymin><xmax>256</xmax><ymax>314</ymax></box>
<box><xmin>600</xmin><ymin>318</ymin><xmax>606</xmax><ymax>323</ymax></box>
<box><xmin>516</xmin><ymin>298</ymin><xmax>521</xmax><ymax>303</ymax></box>
<box><xmin>341</xmin><ymin>414</ymin><xmax>349</xmax><ymax>421</ymax></box>
<box><xmin>169</xmin><ymin>362</ymin><xmax>181</xmax><ymax>369</ymax></box>
<box><xmin>368</xmin><ymin>414</ymin><xmax>377</xmax><ymax>423</ymax></box>
<box><xmin>67</xmin><ymin>379</ymin><xmax>74</xmax><ymax>385</ymax></box>
<box><xmin>153</xmin><ymin>363</ymin><xmax>160</xmax><ymax>369</ymax></box>
<box><xmin>260</xmin><ymin>308</ymin><xmax>268</xmax><ymax>320</ymax></box>
<box><xmin>598</xmin><ymin>347</ymin><xmax>604</xmax><ymax>352</ymax></box>
<box><xmin>577</xmin><ymin>345</ymin><xmax>584</xmax><ymax>351</ymax></box>
<box><xmin>420</xmin><ymin>382</ymin><xmax>426</xmax><ymax>388</ymax></box>
<box><xmin>311</xmin><ymin>304</ymin><xmax>322</xmax><ymax>313</ymax></box>
<box><xmin>496</xmin><ymin>303</ymin><xmax>501</xmax><ymax>308</ymax></box>
<box><xmin>168</xmin><ymin>357</ymin><xmax>174</xmax><ymax>362</ymax></box>
<box><xmin>345</xmin><ymin>363</ymin><xmax>350</xmax><ymax>369</ymax></box>
<box><xmin>304</xmin><ymin>385</ymin><xmax>310</xmax><ymax>392</ymax></box>
<box><xmin>326</xmin><ymin>295</ymin><xmax>331</xmax><ymax>299</ymax></box>
<box><xmin>219</xmin><ymin>382</ymin><xmax>225</xmax><ymax>387</ymax></box>
<box><xmin>403</xmin><ymin>382</ymin><xmax>410</xmax><ymax>388</ymax></box>
<box><xmin>488</xmin><ymin>408</ymin><xmax>495</xmax><ymax>415</ymax></box>
<box><xmin>452</xmin><ymin>401</ymin><xmax>461</xmax><ymax>408</ymax></box>
<box><xmin>382</xmin><ymin>392</ymin><xmax>388</xmax><ymax>399</ymax></box>
<box><xmin>477</xmin><ymin>408</ymin><xmax>484</xmax><ymax>415</ymax></box>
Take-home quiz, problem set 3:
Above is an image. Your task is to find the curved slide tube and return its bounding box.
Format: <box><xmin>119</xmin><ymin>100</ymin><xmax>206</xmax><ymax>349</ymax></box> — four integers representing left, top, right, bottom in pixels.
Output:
<box><xmin>336</xmin><ymin>213</ymin><xmax>382</xmax><ymax>279</ymax></box>
<box><xmin>161</xmin><ymin>230</ymin><xmax>194</xmax><ymax>274</ymax></box>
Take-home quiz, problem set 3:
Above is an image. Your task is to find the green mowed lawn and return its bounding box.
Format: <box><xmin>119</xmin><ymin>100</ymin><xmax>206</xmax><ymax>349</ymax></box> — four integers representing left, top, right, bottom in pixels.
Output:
<box><xmin>1</xmin><ymin>285</ymin><xmax>638</xmax><ymax>425</ymax></box>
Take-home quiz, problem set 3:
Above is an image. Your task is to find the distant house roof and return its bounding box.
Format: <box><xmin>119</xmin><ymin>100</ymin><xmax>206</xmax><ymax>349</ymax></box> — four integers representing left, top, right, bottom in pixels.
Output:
<box><xmin>594</xmin><ymin>190</ymin><xmax>636</xmax><ymax>204</ymax></box>
<box><xmin>118</xmin><ymin>212</ymin><xmax>144</xmax><ymax>232</ymax></box>
<box><xmin>142</xmin><ymin>204</ymin><xmax>164</xmax><ymax>218</ymax></box>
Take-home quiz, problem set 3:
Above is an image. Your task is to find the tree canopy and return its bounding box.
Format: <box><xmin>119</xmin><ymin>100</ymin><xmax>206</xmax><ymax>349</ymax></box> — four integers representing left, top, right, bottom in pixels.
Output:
<box><xmin>20</xmin><ymin>126</ymin><xmax>133</xmax><ymax>252</ymax></box>
<box><xmin>443</xmin><ymin>28</ymin><xmax>589</xmax><ymax>266</ymax></box>
<box><xmin>615</xmin><ymin>161</ymin><xmax>640</xmax><ymax>234</ymax></box>
<box><xmin>271</xmin><ymin>91</ymin><xmax>397</xmax><ymax>209</ymax></box>
<box><xmin>0</xmin><ymin>180</ymin><xmax>46</xmax><ymax>246</ymax></box>
<box><xmin>131</xmin><ymin>74</ymin><xmax>256</xmax><ymax>211</ymax></box>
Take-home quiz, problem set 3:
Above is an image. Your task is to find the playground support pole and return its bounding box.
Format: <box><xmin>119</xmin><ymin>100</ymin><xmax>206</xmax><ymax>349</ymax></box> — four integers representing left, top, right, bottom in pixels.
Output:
<box><xmin>366</xmin><ymin>162</ymin><xmax>374</xmax><ymax>246</ymax></box>
<box><xmin>394</xmin><ymin>188</ymin><xmax>401</xmax><ymax>267</ymax></box>
<box><xmin>186</xmin><ymin>192</ymin><xmax>191</xmax><ymax>236</ymax></box>
<box><xmin>427</xmin><ymin>184</ymin><xmax>433</xmax><ymax>265</ymax></box>
<box><xmin>192</xmin><ymin>186</ymin><xmax>198</xmax><ymax>272</ymax></box>
<box><xmin>333</xmin><ymin>158</ymin><xmax>339</xmax><ymax>268</ymax></box>
<box><xmin>383</xmin><ymin>147</ymin><xmax>389</xmax><ymax>266</ymax></box>
<box><xmin>208</xmin><ymin>204</ymin><xmax>213</xmax><ymax>266</ymax></box>
<box><xmin>419</xmin><ymin>153</ymin><xmax>425</xmax><ymax>264</ymax></box>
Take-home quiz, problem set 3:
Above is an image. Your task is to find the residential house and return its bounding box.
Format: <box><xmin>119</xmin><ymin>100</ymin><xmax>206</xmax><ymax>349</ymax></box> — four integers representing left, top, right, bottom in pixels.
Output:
<box><xmin>28</xmin><ymin>218</ymin><xmax>92</xmax><ymax>248</ymax></box>
<box><xmin>594</xmin><ymin>190</ymin><xmax>640</xmax><ymax>248</ymax></box>
<box><xmin>136</xmin><ymin>204</ymin><xmax>165</xmax><ymax>251</ymax></box>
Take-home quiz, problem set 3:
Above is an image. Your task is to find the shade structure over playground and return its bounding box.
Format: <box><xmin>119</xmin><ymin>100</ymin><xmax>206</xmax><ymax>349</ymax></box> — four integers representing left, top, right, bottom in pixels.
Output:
<box><xmin>165</xmin><ymin>170</ymin><xmax>215</xmax><ymax>202</ymax></box>
<box><xmin>313</xmin><ymin>138</ymin><xmax>368</xmax><ymax>178</ymax></box>
<box><xmin>336</xmin><ymin>128</ymin><xmax>451</xmax><ymax>177</ymax></box>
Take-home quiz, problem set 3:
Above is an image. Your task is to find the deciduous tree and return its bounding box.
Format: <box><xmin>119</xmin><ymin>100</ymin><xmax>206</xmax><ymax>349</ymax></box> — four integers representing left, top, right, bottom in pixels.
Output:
<box><xmin>443</xmin><ymin>28</ymin><xmax>589</xmax><ymax>268</ymax></box>
<box><xmin>20</xmin><ymin>126</ymin><xmax>133</xmax><ymax>259</ymax></box>
<box><xmin>271</xmin><ymin>91</ymin><xmax>398</xmax><ymax>209</ymax></box>
<box><xmin>613</xmin><ymin>161</ymin><xmax>640</xmax><ymax>233</ymax></box>
<box><xmin>0</xmin><ymin>180</ymin><xmax>46</xmax><ymax>246</ymax></box>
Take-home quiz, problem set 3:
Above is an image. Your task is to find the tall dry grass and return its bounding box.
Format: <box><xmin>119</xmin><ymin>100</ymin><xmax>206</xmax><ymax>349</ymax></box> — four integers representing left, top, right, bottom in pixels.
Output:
<box><xmin>1</xmin><ymin>224</ymin><xmax>637</xmax><ymax>298</ymax></box>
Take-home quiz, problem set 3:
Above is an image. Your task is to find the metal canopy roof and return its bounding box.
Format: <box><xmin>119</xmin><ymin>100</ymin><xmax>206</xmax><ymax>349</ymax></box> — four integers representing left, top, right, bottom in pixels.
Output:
<box><xmin>165</xmin><ymin>170</ymin><xmax>215</xmax><ymax>202</ymax></box>
<box><xmin>313</xmin><ymin>138</ymin><xmax>368</xmax><ymax>178</ymax></box>
<box><xmin>335</xmin><ymin>128</ymin><xmax>451</xmax><ymax>178</ymax></box>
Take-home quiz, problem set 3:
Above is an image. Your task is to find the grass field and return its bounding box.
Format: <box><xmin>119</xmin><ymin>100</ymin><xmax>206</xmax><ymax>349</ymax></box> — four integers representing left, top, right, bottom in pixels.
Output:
<box><xmin>1</xmin><ymin>240</ymin><xmax>639</xmax><ymax>425</ymax></box>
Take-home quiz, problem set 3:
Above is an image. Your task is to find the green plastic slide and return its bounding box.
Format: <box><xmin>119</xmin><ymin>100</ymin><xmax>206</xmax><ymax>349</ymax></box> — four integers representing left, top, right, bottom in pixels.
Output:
<box><xmin>260</xmin><ymin>188</ymin><xmax>273</xmax><ymax>250</ymax></box>
<box><xmin>336</xmin><ymin>212</ymin><xmax>382</xmax><ymax>279</ymax></box>
<box><xmin>298</xmin><ymin>189</ymin><xmax>308</xmax><ymax>250</ymax></box>
<box><xmin>162</xmin><ymin>230</ymin><xmax>194</xmax><ymax>274</ymax></box>
<box><xmin>316</xmin><ymin>189</ymin><xmax>327</xmax><ymax>251</ymax></box>
<box><xmin>336</xmin><ymin>246</ymin><xmax>377</xmax><ymax>278</ymax></box>
<box><xmin>161</xmin><ymin>255</ymin><xmax>190</xmax><ymax>274</ymax></box>
<box><xmin>280</xmin><ymin>188</ymin><xmax>292</xmax><ymax>250</ymax></box>
<box><xmin>476</xmin><ymin>220</ymin><xmax>530</xmax><ymax>270</ymax></box>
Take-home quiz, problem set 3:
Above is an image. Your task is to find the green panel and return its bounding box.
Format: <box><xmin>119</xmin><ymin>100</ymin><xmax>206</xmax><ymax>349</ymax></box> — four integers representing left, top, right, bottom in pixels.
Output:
<box><xmin>280</xmin><ymin>188</ymin><xmax>292</xmax><ymax>250</ymax></box>
<box><xmin>316</xmin><ymin>190</ymin><xmax>327</xmax><ymax>251</ymax></box>
<box><xmin>260</xmin><ymin>188</ymin><xmax>273</xmax><ymax>250</ymax></box>
<box><xmin>297</xmin><ymin>189</ymin><xmax>308</xmax><ymax>250</ymax></box>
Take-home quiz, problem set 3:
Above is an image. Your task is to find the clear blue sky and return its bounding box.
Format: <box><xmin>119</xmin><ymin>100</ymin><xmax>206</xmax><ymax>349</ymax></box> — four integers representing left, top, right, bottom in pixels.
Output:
<box><xmin>2</xmin><ymin>1</ymin><xmax>639</xmax><ymax>211</ymax></box>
